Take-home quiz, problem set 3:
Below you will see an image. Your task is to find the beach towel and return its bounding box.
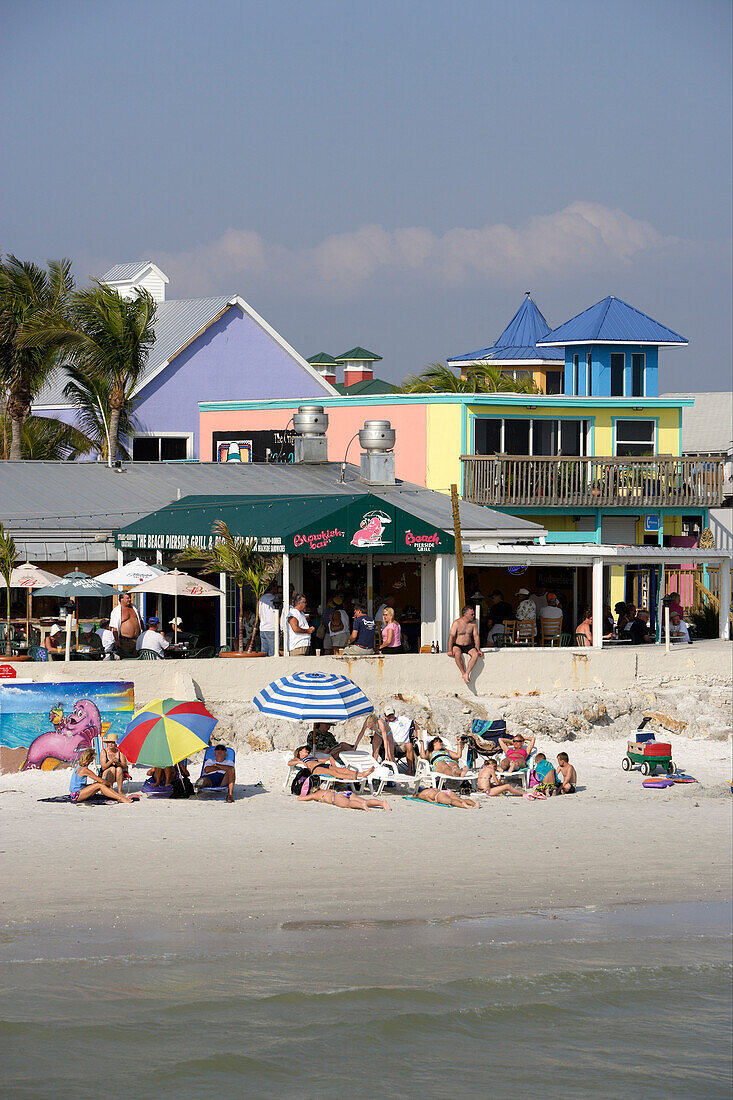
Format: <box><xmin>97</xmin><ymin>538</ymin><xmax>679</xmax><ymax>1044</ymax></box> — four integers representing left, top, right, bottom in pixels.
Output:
<box><xmin>402</xmin><ymin>795</ymin><xmax>452</xmax><ymax>807</ymax></box>
<box><xmin>37</xmin><ymin>795</ymin><xmax>120</xmax><ymax>806</ymax></box>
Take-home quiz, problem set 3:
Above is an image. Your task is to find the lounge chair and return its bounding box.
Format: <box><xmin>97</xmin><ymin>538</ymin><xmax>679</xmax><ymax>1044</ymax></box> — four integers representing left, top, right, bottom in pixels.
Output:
<box><xmin>414</xmin><ymin>736</ymin><xmax>479</xmax><ymax>791</ymax></box>
<box><xmin>339</xmin><ymin>750</ymin><xmax>420</xmax><ymax>796</ymax></box>
<box><xmin>282</xmin><ymin>750</ymin><xmax>345</xmax><ymax>792</ymax></box>
<box><xmin>196</xmin><ymin>746</ymin><xmax>235</xmax><ymax>796</ymax></box>
<box><xmin>492</xmin><ymin>748</ymin><xmax>538</xmax><ymax>789</ymax></box>
<box><xmin>93</xmin><ymin>734</ymin><xmax>131</xmax><ymax>791</ymax></box>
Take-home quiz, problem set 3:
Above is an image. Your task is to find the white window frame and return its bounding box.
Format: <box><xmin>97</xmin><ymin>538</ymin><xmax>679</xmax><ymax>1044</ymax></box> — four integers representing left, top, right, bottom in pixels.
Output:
<box><xmin>613</xmin><ymin>419</ymin><xmax>656</xmax><ymax>457</ymax></box>
<box><xmin>475</xmin><ymin>417</ymin><xmax>589</xmax><ymax>458</ymax></box>
<box><xmin>131</xmin><ymin>431</ymin><xmax>193</xmax><ymax>461</ymax></box>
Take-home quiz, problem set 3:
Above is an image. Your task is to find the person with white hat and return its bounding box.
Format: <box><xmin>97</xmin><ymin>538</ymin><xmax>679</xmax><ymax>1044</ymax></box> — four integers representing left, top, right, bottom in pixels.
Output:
<box><xmin>165</xmin><ymin>617</ymin><xmax>193</xmax><ymax>645</ymax></box>
<box><xmin>515</xmin><ymin>588</ymin><xmax>536</xmax><ymax>634</ymax></box>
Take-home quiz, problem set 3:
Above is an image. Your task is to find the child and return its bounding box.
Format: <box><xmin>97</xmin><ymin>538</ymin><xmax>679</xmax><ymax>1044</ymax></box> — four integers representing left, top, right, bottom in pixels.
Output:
<box><xmin>556</xmin><ymin>752</ymin><xmax>577</xmax><ymax>794</ymax></box>
<box><xmin>532</xmin><ymin>752</ymin><xmax>556</xmax><ymax>795</ymax></box>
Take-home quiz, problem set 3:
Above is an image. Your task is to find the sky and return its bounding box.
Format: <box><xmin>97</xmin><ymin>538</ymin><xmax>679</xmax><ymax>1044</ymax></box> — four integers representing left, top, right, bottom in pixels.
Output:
<box><xmin>2</xmin><ymin>0</ymin><xmax>731</xmax><ymax>390</ymax></box>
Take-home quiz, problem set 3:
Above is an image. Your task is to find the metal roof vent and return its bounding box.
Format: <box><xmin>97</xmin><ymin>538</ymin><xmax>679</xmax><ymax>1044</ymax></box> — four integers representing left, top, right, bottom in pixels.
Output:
<box><xmin>293</xmin><ymin>405</ymin><xmax>328</xmax><ymax>463</ymax></box>
<box><xmin>359</xmin><ymin>420</ymin><xmax>396</xmax><ymax>485</ymax></box>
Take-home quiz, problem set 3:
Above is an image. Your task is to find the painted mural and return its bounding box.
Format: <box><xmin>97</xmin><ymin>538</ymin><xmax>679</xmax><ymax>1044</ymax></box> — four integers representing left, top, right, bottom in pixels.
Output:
<box><xmin>0</xmin><ymin>682</ymin><xmax>135</xmax><ymax>774</ymax></box>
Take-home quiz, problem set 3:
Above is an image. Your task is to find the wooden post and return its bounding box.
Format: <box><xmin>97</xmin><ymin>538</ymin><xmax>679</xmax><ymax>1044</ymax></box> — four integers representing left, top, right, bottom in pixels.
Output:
<box><xmin>450</xmin><ymin>484</ymin><xmax>465</xmax><ymax>610</ymax></box>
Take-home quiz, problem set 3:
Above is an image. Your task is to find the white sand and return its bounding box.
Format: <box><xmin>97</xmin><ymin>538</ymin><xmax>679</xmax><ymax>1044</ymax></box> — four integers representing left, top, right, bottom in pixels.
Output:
<box><xmin>1</xmin><ymin>737</ymin><xmax>731</xmax><ymax>940</ymax></box>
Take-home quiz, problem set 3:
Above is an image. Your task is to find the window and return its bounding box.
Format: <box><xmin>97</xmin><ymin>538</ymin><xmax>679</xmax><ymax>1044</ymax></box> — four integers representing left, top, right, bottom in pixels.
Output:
<box><xmin>560</xmin><ymin>419</ymin><xmax>583</xmax><ymax>456</ymax></box>
<box><xmin>610</xmin><ymin>353</ymin><xmax>625</xmax><ymax>396</ymax></box>
<box><xmin>545</xmin><ymin>371</ymin><xmax>563</xmax><ymax>394</ymax></box>
<box><xmin>474</xmin><ymin>418</ymin><xmax>502</xmax><ymax>455</ymax></box>
<box><xmin>615</xmin><ymin>419</ymin><xmax>655</xmax><ymax>457</ymax></box>
<box><xmin>504</xmin><ymin>419</ymin><xmax>530</xmax><ymax>456</ymax></box>
<box><xmin>586</xmin><ymin>352</ymin><xmax>593</xmax><ymax>396</ymax></box>
<box><xmin>132</xmin><ymin>435</ymin><xmax>189</xmax><ymax>461</ymax></box>
<box><xmin>572</xmin><ymin>354</ymin><xmax>580</xmax><ymax>394</ymax></box>
<box><xmin>631</xmin><ymin>353</ymin><xmax>645</xmax><ymax>397</ymax></box>
<box><xmin>533</xmin><ymin>419</ymin><xmax>557</xmax><ymax>456</ymax></box>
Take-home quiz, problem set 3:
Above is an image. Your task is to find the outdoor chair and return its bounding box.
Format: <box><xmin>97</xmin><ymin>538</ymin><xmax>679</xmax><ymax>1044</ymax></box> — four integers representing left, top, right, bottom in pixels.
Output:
<box><xmin>502</xmin><ymin>620</ymin><xmax>517</xmax><ymax>642</ymax></box>
<box><xmin>540</xmin><ymin>621</ymin><xmax>563</xmax><ymax>646</ymax></box>
<box><xmin>493</xmin><ymin>748</ymin><xmax>538</xmax><ymax>790</ymax></box>
<box><xmin>559</xmin><ymin>633</ymin><xmax>572</xmax><ymax>646</ymax></box>
<box><xmin>574</xmin><ymin>632</ymin><xmax>590</xmax><ymax>647</ymax></box>
<box><xmin>339</xmin><ymin>750</ymin><xmax>420</xmax><ymax>797</ymax></box>
<box><xmin>138</xmin><ymin>648</ymin><xmax>163</xmax><ymax>660</ymax></box>
<box><xmin>190</xmin><ymin>646</ymin><xmax>215</xmax><ymax>659</ymax></box>
<box><xmin>514</xmin><ymin>620</ymin><xmax>535</xmax><ymax>646</ymax></box>
<box><xmin>196</xmin><ymin>746</ymin><xmax>235</xmax><ymax>797</ymax></box>
<box><xmin>414</xmin><ymin>736</ymin><xmax>479</xmax><ymax>791</ymax></box>
<box><xmin>282</xmin><ymin>750</ymin><xmax>349</xmax><ymax>793</ymax></box>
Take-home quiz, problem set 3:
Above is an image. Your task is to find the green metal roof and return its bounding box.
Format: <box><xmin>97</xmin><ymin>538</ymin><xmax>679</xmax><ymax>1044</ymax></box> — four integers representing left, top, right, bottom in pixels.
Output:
<box><xmin>115</xmin><ymin>493</ymin><xmax>455</xmax><ymax>555</ymax></box>
<box><xmin>307</xmin><ymin>352</ymin><xmax>338</xmax><ymax>366</ymax></box>
<box><xmin>335</xmin><ymin>347</ymin><xmax>383</xmax><ymax>362</ymax></box>
<box><xmin>333</xmin><ymin>379</ymin><xmax>397</xmax><ymax>396</ymax></box>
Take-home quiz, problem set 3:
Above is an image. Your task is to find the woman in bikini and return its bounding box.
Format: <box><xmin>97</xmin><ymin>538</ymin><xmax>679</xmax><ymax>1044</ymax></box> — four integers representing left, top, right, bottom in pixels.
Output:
<box><xmin>289</xmin><ymin>746</ymin><xmax>375</xmax><ymax>783</ymax></box>
<box><xmin>426</xmin><ymin>737</ymin><xmax>471</xmax><ymax>779</ymax></box>
<box><xmin>415</xmin><ymin>786</ymin><xmax>478</xmax><ymax>808</ymax></box>
<box><xmin>497</xmin><ymin>733</ymin><xmax>535</xmax><ymax>774</ymax></box>
<box><xmin>69</xmin><ymin>748</ymin><xmax>137</xmax><ymax>804</ymax></box>
<box><xmin>98</xmin><ymin>734</ymin><xmax>131</xmax><ymax>794</ymax></box>
<box><xmin>476</xmin><ymin>759</ymin><xmax>524</xmax><ymax>796</ymax></box>
<box><xmin>298</xmin><ymin>788</ymin><xmax>391</xmax><ymax>810</ymax></box>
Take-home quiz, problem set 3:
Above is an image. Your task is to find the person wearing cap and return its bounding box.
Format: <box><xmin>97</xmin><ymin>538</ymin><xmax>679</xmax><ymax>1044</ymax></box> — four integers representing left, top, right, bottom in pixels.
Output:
<box><xmin>377</xmin><ymin>706</ymin><xmax>422</xmax><ymax>772</ymax></box>
<box><xmin>538</xmin><ymin>592</ymin><xmax>564</xmax><ymax>635</ymax></box>
<box><xmin>515</xmin><ymin>588</ymin><xmax>536</xmax><ymax>633</ymax></box>
<box><xmin>45</xmin><ymin>620</ymin><xmax>65</xmax><ymax>659</ymax></box>
<box><xmin>136</xmin><ymin>616</ymin><xmax>170</xmax><ymax>657</ymax></box>
<box><xmin>165</xmin><ymin>617</ymin><xmax>193</xmax><ymax>646</ymax></box>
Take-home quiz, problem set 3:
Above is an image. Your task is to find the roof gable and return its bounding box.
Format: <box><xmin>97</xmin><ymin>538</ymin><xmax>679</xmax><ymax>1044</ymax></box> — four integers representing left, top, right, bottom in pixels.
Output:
<box><xmin>447</xmin><ymin>295</ymin><xmax>564</xmax><ymax>364</ymax></box>
<box><xmin>336</xmin><ymin>347</ymin><xmax>382</xmax><ymax>362</ymax></box>
<box><xmin>101</xmin><ymin>261</ymin><xmax>169</xmax><ymax>286</ymax></box>
<box><xmin>538</xmin><ymin>296</ymin><xmax>688</xmax><ymax>347</ymax></box>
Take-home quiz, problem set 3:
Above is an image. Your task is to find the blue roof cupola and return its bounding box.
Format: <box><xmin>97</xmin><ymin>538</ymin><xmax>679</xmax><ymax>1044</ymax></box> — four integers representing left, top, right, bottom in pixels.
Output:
<box><xmin>537</xmin><ymin>296</ymin><xmax>687</xmax><ymax>348</ymax></box>
<box><xmin>448</xmin><ymin>293</ymin><xmax>564</xmax><ymax>365</ymax></box>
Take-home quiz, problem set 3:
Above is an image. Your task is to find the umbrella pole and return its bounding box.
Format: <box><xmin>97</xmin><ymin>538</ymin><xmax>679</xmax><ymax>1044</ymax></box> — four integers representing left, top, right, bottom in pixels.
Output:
<box><xmin>175</xmin><ymin>592</ymin><xmax>178</xmax><ymax>642</ymax></box>
<box><xmin>26</xmin><ymin>589</ymin><xmax>30</xmax><ymax>644</ymax></box>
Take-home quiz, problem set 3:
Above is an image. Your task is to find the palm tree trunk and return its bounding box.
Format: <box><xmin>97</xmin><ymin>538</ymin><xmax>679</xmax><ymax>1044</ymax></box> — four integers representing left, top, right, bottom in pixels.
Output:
<box><xmin>238</xmin><ymin>584</ymin><xmax>245</xmax><ymax>653</ymax></box>
<box><xmin>108</xmin><ymin>407</ymin><xmax>121</xmax><ymax>463</ymax></box>
<box><xmin>9</xmin><ymin>416</ymin><xmax>24</xmax><ymax>460</ymax></box>
<box><xmin>4</xmin><ymin>594</ymin><xmax>11</xmax><ymax>657</ymax></box>
<box><xmin>247</xmin><ymin>610</ymin><xmax>259</xmax><ymax>653</ymax></box>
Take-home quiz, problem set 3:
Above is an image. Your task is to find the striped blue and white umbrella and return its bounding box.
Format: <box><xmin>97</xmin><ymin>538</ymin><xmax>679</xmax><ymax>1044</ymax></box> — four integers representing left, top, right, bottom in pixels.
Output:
<box><xmin>253</xmin><ymin>671</ymin><xmax>373</xmax><ymax>722</ymax></box>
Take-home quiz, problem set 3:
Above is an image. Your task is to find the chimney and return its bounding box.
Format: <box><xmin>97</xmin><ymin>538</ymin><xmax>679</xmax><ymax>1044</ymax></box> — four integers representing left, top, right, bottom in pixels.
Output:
<box><xmin>343</xmin><ymin>362</ymin><xmax>373</xmax><ymax>388</ymax></box>
<box><xmin>320</xmin><ymin>366</ymin><xmax>336</xmax><ymax>386</ymax></box>
<box><xmin>293</xmin><ymin>404</ymin><xmax>329</xmax><ymax>463</ymax></box>
<box><xmin>358</xmin><ymin>420</ymin><xmax>396</xmax><ymax>485</ymax></box>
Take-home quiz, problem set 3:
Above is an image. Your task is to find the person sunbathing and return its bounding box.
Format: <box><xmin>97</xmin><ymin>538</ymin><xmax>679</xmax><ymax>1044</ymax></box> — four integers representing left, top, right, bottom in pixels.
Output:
<box><xmin>69</xmin><ymin>748</ymin><xmax>137</xmax><ymax>804</ymax></box>
<box><xmin>194</xmin><ymin>746</ymin><xmax>234</xmax><ymax>802</ymax></box>
<box><xmin>298</xmin><ymin>788</ymin><xmax>391</xmax><ymax>811</ymax></box>
<box><xmin>98</xmin><ymin>735</ymin><xmax>131</xmax><ymax>794</ymax></box>
<box><xmin>425</xmin><ymin>737</ymin><xmax>471</xmax><ymax>779</ymax></box>
<box><xmin>289</xmin><ymin>745</ymin><xmax>374</xmax><ymax>782</ymax></box>
<box><xmin>497</xmin><ymin>733</ymin><xmax>535</xmax><ymax>773</ymax></box>
<box><xmin>415</xmin><ymin>786</ymin><xmax>478</xmax><ymax>808</ymax></box>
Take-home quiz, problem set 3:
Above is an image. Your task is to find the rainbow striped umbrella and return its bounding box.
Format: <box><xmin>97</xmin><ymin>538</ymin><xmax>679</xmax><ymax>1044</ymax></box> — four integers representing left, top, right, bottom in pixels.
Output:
<box><xmin>119</xmin><ymin>698</ymin><xmax>217</xmax><ymax>766</ymax></box>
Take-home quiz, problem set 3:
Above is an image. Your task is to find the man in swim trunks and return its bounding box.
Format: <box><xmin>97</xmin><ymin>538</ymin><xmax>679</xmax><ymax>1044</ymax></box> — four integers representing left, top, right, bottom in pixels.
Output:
<box><xmin>110</xmin><ymin>592</ymin><xmax>142</xmax><ymax>658</ymax></box>
<box><xmin>447</xmin><ymin>605</ymin><xmax>481</xmax><ymax>684</ymax></box>
<box><xmin>195</xmin><ymin>744</ymin><xmax>236</xmax><ymax>802</ymax></box>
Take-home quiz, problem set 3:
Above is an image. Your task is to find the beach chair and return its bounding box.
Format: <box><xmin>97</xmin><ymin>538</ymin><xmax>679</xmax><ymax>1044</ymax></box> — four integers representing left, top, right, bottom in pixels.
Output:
<box><xmin>492</xmin><ymin>747</ymin><xmax>538</xmax><ymax>789</ymax></box>
<box><xmin>196</xmin><ymin>745</ymin><xmax>236</xmax><ymax>796</ymax></box>
<box><xmin>463</xmin><ymin>720</ymin><xmax>506</xmax><ymax>768</ymax></box>
<box><xmin>282</xmin><ymin>750</ymin><xmax>341</xmax><ymax>792</ymax></box>
<box><xmin>339</xmin><ymin>750</ymin><xmax>420</xmax><ymax>797</ymax></box>
<box><xmin>414</xmin><ymin>736</ymin><xmax>479</xmax><ymax>791</ymax></box>
<box><xmin>93</xmin><ymin>734</ymin><xmax>131</xmax><ymax>791</ymax></box>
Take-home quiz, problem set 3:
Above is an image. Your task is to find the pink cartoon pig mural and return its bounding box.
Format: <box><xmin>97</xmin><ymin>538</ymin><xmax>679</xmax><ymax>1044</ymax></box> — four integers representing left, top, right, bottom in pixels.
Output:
<box><xmin>350</xmin><ymin>510</ymin><xmax>392</xmax><ymax>548</ymax></box>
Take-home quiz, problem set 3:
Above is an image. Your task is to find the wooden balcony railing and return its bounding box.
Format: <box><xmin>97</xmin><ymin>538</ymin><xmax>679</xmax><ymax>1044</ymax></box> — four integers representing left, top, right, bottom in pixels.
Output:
<box><xmin>461</xmin><ymin>454</ymin><xmax>725</xmax><ymax>509</ymax></box>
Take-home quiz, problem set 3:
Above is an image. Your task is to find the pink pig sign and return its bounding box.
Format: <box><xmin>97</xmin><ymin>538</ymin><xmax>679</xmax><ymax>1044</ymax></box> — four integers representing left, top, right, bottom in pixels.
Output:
<box><xmin>350</xmin><ymin>510</ymin><xmax>392</xmax><ymax>548</ymax></box>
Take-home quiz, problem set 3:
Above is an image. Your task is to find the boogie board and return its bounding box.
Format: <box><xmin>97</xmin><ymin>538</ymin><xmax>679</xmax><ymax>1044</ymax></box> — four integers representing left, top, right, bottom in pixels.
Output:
<box><xmin>642</xmin><ymin>778</ymin><xmax>674</xmax><ymax>789</ymax></box>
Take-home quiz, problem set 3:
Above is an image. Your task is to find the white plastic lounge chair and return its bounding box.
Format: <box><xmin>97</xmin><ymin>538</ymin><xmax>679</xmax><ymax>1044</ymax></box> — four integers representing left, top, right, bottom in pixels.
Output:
<box><xmin>492</xmin><ymin>749</ymin><xmax>537</xmax><ymax>789</ymax></box>
<box><xmin>282</xmin><ymin>750</ymin><xmax>359</xmax><ymax>793</ymax></box>
<box><xmin>414</xmin><ymin>736</ymin><xmax>479</xmax><ymax>791</ymax></box>
<box><xmin>196</xmin><ymin>746</ymin><xmax>235</xmax><ymax>796</ymax></box>
<box><xmin>339</xmin><ymin>750</ymin><xmax>421</xmax><ymax>796</ymax></box>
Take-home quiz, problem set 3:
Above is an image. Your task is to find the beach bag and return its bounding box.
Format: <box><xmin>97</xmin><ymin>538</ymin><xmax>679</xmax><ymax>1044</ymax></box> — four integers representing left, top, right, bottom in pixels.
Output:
<box><xmin>171</xmin><ymin>765</ymin><xmax>194</xmax><ymax>799</ymax></box>
<box><xmin>527</xmin><ymin>769</ymin><xmax>540</xmax><ymax>789</ymax></box>
<box><xmin>291</xmin><ymin>768</ymin><xmax>321</xmax><ymax>796</ymax></box>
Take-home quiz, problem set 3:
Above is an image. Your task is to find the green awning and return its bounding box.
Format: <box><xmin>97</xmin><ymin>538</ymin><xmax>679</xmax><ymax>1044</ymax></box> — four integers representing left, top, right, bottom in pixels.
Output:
<box><xmin>115</xmin><ymin>493</ymin><xmax>455</xmax><ymax>556</ymax></box>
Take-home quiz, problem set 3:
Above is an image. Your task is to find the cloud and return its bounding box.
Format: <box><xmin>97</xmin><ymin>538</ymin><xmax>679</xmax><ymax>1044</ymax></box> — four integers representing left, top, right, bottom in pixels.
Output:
<box><xmin>131</xmin><ymin>202</ymin><xmax>674</xmax><ymax>300</ymax></box>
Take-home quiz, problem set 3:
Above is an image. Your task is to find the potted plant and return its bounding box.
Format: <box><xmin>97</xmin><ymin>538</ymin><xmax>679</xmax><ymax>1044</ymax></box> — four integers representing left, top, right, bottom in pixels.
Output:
<box><xmin>179</xmin><ymin>520</ymin><xmax>279</xmax><ymax>657</ymax></box>
<box><xmin>0</xmin><ymin>523</ymin><xmax>29</xmax><ymax>662</ymax></box>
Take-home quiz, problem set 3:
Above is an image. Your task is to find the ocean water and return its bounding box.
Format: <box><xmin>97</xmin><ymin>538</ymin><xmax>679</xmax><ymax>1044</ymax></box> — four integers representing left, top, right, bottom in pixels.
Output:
<box><xmin>1</xmin><ymin>901</ymin><xmax>731</xmax><ymax>1099</ymax></box>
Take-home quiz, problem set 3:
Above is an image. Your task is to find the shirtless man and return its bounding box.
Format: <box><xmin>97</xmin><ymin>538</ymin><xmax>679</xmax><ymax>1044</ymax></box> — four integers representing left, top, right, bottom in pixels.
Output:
<box><xmin>447</xmin><ymin>605</ymin><xmax>481</xmax><ymax>683</ymax></box>
<box><xmin>110</xmin><ymin>592</ymin><xmax>142</xmax><ymax>658</ymax></box>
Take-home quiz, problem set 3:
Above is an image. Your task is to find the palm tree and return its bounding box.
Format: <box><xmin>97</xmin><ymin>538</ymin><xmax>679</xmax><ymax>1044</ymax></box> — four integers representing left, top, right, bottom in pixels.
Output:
<box><xmin>17</xmin><ymin>281</ymin><xmax>156</xmax><ymax>462</ymax></box>
<box><xmin>399</xmin><ymin>361</ymin><xmax>539</xmax><ymax>394</ymax></box>
<box><xmin>62</xmin><ymin>364</ymin><xmax>137</xmax><ymax>460</ymax></box>
<box><xmin>0</xmin><ymin>255</ymin><xmax>74</xmax><ymax>459</ymax></box>
<box><xmin>178</xmin><ymin>521</ymin><xmax>279</xmax><ymax>653</ymax></box>
<box><xmin>0</xmin><ymin>523</ymin><xmax>18</xmax><ymax>656</ymax></box>
<box><xmin>0</xmin><ymin>412</ymin><xmax>93</xmax><ymax>460</ymax></box>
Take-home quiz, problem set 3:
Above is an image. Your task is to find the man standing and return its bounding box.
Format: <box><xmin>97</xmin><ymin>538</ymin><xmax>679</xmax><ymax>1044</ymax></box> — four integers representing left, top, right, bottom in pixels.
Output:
<box><xmin>258</xmin><ymin>583</ymin><xmax>278</xmax><ymax>656</ymax></box>
<box><xmin>287</xmin><ymin>593</ymin><xmax>314</xmax><ymax>655</ymax></box>
<box><xmin>447</xmin><ymin>605</ymin><xmax>481</xmax><ymax>684</ymax></box>
<box><xmin>110</xmin><ymin>592</ymin><xmax>142</xmax><ymax>658</ymax></box>
<box><xmin>136</xmin><ymin>616</ymin><xmax>170</xmax><ymax>657</ymax></box>
<box><xmin>343</xmin><ymin>603</ymin><xmax>376</xmax><ymax>655</ymax></box>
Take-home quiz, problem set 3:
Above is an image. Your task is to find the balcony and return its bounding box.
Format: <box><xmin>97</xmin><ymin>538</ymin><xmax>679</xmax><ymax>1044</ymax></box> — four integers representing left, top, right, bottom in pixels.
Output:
<box><xmin>461</xmin><ymin>454</ymin><xmax>726</xmax><ymax>509</ymax></box>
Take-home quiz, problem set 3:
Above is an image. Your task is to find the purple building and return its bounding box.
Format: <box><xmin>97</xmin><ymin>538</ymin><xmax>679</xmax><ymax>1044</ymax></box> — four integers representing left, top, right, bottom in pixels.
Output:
<box><xmin>34</xmin><ymin>261</ymin><xmax>335</xmax><ymax>460</ymax></box>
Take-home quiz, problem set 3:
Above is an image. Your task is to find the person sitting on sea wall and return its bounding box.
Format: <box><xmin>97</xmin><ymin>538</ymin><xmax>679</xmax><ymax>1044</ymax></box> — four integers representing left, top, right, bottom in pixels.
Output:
<box><xmin>194</xmin><ymin>745</ymin><xmax>235</xmax><ymax>802</ymax></box>
<box><xmin>289</xmin><ymin>746</ymin><xmax>375</xmax><ymax>783</ymax></box>
<box><xmin>556</xmin><ymin>752</ymin><xmax>577</xmax><ymax>794</ymax></box>
<box><xmin>343</xmin><ymin>603</ymin><xmax>376</xmax><ymax>656</ymax></box>
<box><xmin>447</xmin><ymin>605</ymin><xmax>481</xmax><ymax>683</ymax></box>
<box><xmin>298</xmin><ymin>787</ymin><xmax>391</xmax><ymax>811</ymax></box>
<box><xmin>425</xmin><ymin>736</ymin><xmax>472</xmax><ymax>780</ymax></box>
<box><xmin>69</xmin><ymin>748</ymin><xmax>137</xmax><ymax>804</ymax></box>
<box><xmin>497</xmin><ymin>733</ymin><xmax>535</xmax><ymax>774</ymax></box>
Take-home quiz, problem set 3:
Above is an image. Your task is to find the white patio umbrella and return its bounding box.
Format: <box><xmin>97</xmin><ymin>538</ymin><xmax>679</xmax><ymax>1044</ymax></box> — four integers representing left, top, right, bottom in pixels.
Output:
<box><xmin>129</xmin><ymin>569</ymin><xmax>222</xmax><ymax>641</ymax></box>
<box><xmin>96</xmin><ymin>558</ymin><xmax>166</xmax><ymax>587</ymax></box>
<box><xmin>0</xmin><ymin>562</ymin><xmax>59</xmax><ymax>644</ymax></box>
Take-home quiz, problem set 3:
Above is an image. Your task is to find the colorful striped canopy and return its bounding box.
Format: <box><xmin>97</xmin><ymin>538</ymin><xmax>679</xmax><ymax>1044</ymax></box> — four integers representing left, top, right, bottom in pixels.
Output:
<box><xmin>119</xmin><ymin>698</ymin><xmax>217</xmax><ymax>766</ymax></box>
<box><xmin>253</xmin><ymin>671</ymin><xmax>373</xmax><ymax>722</ymax></box>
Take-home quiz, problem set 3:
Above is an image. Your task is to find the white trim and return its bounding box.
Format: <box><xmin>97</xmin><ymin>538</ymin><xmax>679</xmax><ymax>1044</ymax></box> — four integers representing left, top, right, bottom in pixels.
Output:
<box><xmin>104</xmin><ymin>261</ymin><xmax>170</xmax><ymax>287</ymax></box>
<box><xmin>451</xmin><ymin>357</ymin><xmax>564</xmax><ymax>367</ymax></box>
<box><xmin>537</xmin><ymin>339</ymin><xmax>687</xmax><ymax>348</ymax></box>
<box><xmin>613</xmin><ymin>417</ymin><xmax>656</xmax><ymax>457</ymax></box>
<box><xmin>131</xmin><ymin>431</ymin><xmax>193</xmax><ymax>460</ymax></box>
